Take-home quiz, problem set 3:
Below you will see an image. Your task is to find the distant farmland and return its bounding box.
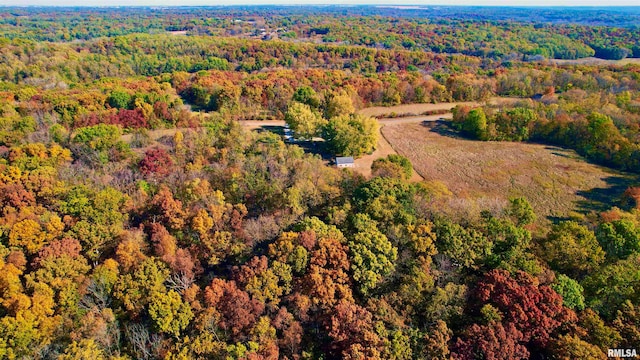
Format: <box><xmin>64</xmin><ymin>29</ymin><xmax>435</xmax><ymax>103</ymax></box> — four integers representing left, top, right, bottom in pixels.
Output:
<box><xmin>382</xmin><ymin>121</ymin><xmax>636</xmax><ymax>220</ymax></box>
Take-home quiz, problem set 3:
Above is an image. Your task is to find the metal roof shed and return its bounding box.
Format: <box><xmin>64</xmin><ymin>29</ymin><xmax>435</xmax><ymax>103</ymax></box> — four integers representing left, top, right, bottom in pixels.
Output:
<box><xmin>335</xmin><ymin>156</ymin><xmax>355</xmax><ymax>168</ymax></box>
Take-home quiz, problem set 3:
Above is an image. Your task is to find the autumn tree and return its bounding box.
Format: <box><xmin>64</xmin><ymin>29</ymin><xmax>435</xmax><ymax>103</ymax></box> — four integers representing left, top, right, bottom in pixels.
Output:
<box><xmin>272</xmin><ymin>307</ymin><xmax>303</xmax><ymax>359</ymax></box>
<box><xmin>268</xmin><ymin>231</ymin><xmax>310</xmax><ymax>275</ymax></box>
<box><xmin>453</xmin><ymin>322</ymin><xmax>529</xmax><ymax>360</ymax></box>
<box><xmin>322</xmin><ymin>113</ymin><xmax>379</xmax><ymax>157</ymax></box>
<box><xmin>473</xmin><ymin>270</ymin><xmax>576</xmax><ymax>350</ymax></box>
<box><xmin>233</xmin><ymin>256</ymin><xmax>293</xmax><ymax>306</ymax></box>
<box><xmin>423</xmin><ymin>320</ymin><xmax>452</xmax><ymax>360</ymax></box>
<box><xmin>148</xmin><ymin>290</ymin><xmax>193</xmax><ymax>337</ymax></box>
<box><xmin>371</xmin><ymin>154</ymin><xmax>413</xmax><ymax>180</ymax></box>
<box><xmin>582</xmin><ymin>254</ymin><xmax>640</xmax><ymax>320</ymax></box>
<box><xmin>284</xmin><ymin>102</ymin><xmax>326</xmax><ymax>140</ymax></box>
<box><xmin>324</xmin><ymin>90</ymin><xmax>355</xmax><ymax>119</ymax></box>
<box><xmin>139</xmin><ymin>147</ymin><xmax>174</xmax><ymax>177</ymax></box>
<box><xmin>296</xmin><ymin>218</ymin><xmax>353</xmax><ymax>309</ymax></box>
<box><xmin>112</xmin><ymin>258</ymin><xmax>169</xmax><ymax>317</ymax></box>
<box><xmin>348</xmin><ymin>213</ymin><xmax>397</xmax><ymax>295</ymax></box>
<box><xmin>577</xmin><ymin>309</ymin><xmax>621</xmax><ymax>352</ymax></box>
<box><xmin>540</xmin><ymin>221</ymin><xmax>605</xmax><ymax>279</ymax></box>
<box><xmin>613</xmin><ymin>300</ymin><xmax>640</xmax><ymax>349</ymax></box>
<box><xmin>328</xmin><ymin>299</ymin><xmax>383</xmax><ymax>359</ymax></box>
<box><xmin>549</xmin><ymin>334</ymin><xmax>606</xmax><ymax>360</ymax></box>
<box><xmin>204</xmin><ymin>278</ymin><xmax>265</xmax><ymax>339</ymax></box>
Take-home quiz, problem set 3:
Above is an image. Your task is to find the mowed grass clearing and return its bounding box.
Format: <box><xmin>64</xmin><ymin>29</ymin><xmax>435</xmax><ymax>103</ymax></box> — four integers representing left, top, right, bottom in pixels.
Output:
<box><xmin>359</xmin><ymin>97</ymin><xmax>520</xmax><ymax>118</ymax></box>
<box><xmin>382</xmin><ymin>121</ymin><xmax>636</xmax><ymax>219</ymax></box>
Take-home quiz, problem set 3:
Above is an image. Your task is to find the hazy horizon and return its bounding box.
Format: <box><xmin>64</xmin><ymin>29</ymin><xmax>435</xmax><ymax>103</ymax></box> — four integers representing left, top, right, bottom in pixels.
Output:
<box><xmin>2</xmin><ymin>1</ymin><xmax>640</xmax><ymax>8</ymax></box>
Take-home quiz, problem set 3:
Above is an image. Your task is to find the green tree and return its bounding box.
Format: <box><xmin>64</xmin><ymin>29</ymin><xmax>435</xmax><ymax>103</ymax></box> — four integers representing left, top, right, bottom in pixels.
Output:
<box><xmin>348</xmin><ymin>214</ymin><xmax>398</xmax><ymax>295</ymax></box>
<box><xmin>583</xmin><ymin>254</ymin><xmax>640</xmax><ymax>320</ymax></box>
<box><xmin>148</xmin><ymin>290</ymin><xmax>194</xmax><ymax>337</ymax></box>
<box><xmin>371</xmin><ymin>154</ymin><xmax>413</xmax><ymax>180</ymax></box>
<box><xmin>540</xmin><ymin>221</ymin><xmax>605</xmax><ymax>279</ymax></box>
<box><xmin>494</xmin><ymin>107</ymin><xmax>537</xmax><ymax>141</ymax></box>
<box><xmin>596</xmin><ymin>219</ymin><xmax>640</xmax><ymax>260</ymax></box>
<box><xmin>284</xmin><ymin>102</ymin><xmax>326</xmax><ymax>140</ymax></box>
<box><xmin>325</xmin><ymin>90</ymin><xmax>355</xmax><ymax>119</ymax></box>
<box><xmin>352</xmin><ymin>176</ymin><xmax>416</xmax><ymax>225</ymax></box>
<box><xmin>424</xmin><ymin>283</ymin><xmax>468</xmax><ymax>324</ymax></box>
<box><xmin>462</xmin><ymin>108</ymin><xmax>488</xmax><ymax>140</ymax></box>
<box><xmin>551</xmin><ymin>274</ymin><xmax>586</xmax><ymax>310</ymax></box>
<box><xmin>507</xmin><ymin>197</ymin><xmax>536</xmax><ymax>226</ymax></box>
<box><xmin>292</xmin><ymin>86</ymin><xmax>320</xmax><ymax>108</ymax></box>
<box><xmin>108</xmin><ymin>89</ymin><xmax>132</xmax><ymax>109</ymax></box>
<box><xmin>322</xmin><ymin>113</ymin><xmax>379</xmax><ymax>157</ymax></box>
<box><xmin>434</xmin><ymin>219</ymin><xmax>492</xmax><ymax>269</ymax></box>
<box><xmin>484</xmin><ymin>217</ymin><xmax>539</xmax><ymax>274</ymax></box>
<box><xmin>72</xmin><ymin>124</ymin><xmax>122</xmax><ymax>152</ymax></box>
<box><xmin>71</xmin><ymin>124</ymin><xmax>130</xmax><ymax>165</ymax></box>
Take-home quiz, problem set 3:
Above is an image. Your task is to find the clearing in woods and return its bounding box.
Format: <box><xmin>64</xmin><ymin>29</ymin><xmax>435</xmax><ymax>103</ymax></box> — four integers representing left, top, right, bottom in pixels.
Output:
<box><xmin>382</xmin><ymin>121</ymin><xmax>636</xmax><ymax>220</ymax></box>
<box><xmin>549</xmin><ymin>57</ymin><xmax>640</xmax><ymax>66</ymax></box>
<box><xmin>359</xmin><ymin>97</ymin><xmax>519</xmax><ymax>118</ymax></box>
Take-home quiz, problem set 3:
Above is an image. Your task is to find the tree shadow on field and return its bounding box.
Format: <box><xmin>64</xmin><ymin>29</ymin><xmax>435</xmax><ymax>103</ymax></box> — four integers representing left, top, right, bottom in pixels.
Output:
<box><xmin>295</xmin><ymin>140</ymin><xmax>333</xmax><ymax>162</ymax></box>
<box><xmin>575</xmin><ymin>174</ymin><xmax>637</xmax><ymax>215</ymax></box>
<box><xmin>255</xmin><ymin>124</ymin><xmax>333</xmax><ymax>161</ymax></box>
<box><xmin>421</xmin><ymin>120</ymin><xmax>468</xmax><ymax>139</ymax></box>
<box><xmin>544</xmin><ymin>146</ymin><xmax>581</xmax><ymax>160</ymax></box>
<box><xmin>254</xmin><ymin>125</ymin><xmax>284</xmax><ymax>135</ymax></box>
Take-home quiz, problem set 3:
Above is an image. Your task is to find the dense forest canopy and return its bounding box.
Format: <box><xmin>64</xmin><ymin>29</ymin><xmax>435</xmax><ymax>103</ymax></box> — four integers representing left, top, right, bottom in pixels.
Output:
<box><xmin>1</xmin><ymin>6</ymin><xmax>640</xmax><ymax>59</ymax></box>
<box><xmin>1</xmin><ymin>5</ymin><xmax>640</xmax><ymax>360</ymax></box>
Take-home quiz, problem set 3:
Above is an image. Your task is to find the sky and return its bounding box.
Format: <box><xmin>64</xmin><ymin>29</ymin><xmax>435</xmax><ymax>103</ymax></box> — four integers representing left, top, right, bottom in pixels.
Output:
<box><xmin>2</xmin><ymin>0</ymin><xmax>640</xmax><ymax>7</ymax></box>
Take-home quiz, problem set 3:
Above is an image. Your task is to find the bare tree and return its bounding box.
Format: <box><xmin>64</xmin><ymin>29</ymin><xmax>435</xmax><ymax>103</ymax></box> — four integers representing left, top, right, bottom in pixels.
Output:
<box><xmin>124</xmin><ymin>323</ymin><xmax>163</xmax><ymax>360</ymax></box>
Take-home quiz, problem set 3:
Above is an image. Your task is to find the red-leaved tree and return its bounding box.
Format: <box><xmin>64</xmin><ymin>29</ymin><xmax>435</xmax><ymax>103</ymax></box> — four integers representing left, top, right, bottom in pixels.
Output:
<box><xmin>453</xmin><ymin>322</ymin><xmax>529</xmax><ymax>360</ymax></box>
<box><xmin>478</xmin><ymin>270</ymin><xmax>576</xmax><ymax>347</ymax></box>
<box><xmin>139</xmin><ymin>148</ymin><xmax>173</xmax><ymax>177</ymax></box>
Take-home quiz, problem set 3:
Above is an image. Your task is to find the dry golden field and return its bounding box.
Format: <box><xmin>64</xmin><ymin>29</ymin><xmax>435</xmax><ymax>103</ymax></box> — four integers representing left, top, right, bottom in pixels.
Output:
<box><xmin>382</xmin><ymin>121</ymin><xmax>635</xmax><ymax>220</ymax></box>
<box><xmin>549</xmin><ymin>57</ymin><xmax>640</xmax><ymax>66</ymax></box>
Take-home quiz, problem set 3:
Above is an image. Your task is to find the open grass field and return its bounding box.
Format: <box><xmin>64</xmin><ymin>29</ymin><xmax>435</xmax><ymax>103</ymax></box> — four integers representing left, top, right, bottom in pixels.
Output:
<box><xmin>549</xmin><ymin>57</ymin><xmax>640</xmax><ymax>66</ymax></box>
<box><xmin>359</xmin><ymin>101</ymin><xmax>478</xmax><ymax>118</ymax></box>
<box><xmin>359</xmin><ymin>97</ymin><xmax>519</xmax><ymax>118</ymax></box>
<box><xmin>382</xmin><ymin>121</ymin><xmax>637</xmax><ymax>220</ymax></box>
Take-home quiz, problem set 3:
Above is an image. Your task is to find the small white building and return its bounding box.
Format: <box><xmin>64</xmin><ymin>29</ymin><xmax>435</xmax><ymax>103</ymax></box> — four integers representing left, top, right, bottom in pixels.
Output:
<box><xmin>335</xmin><ymin>156</ymin><xmax>355</xmax><ymax>168</ymax></box>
